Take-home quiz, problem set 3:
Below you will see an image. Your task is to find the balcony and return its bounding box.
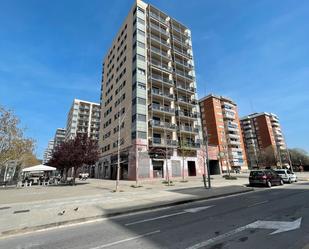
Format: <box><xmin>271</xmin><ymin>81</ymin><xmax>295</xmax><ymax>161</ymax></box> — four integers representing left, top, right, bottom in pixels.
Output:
<box><xmin>148</xmin><ymin>34</ymin><xmax>170</xmax><ymax>48</ymax></box>
<box><xmin>223</xmin><ymin>112</ymin><xmax>235</xmax><ymax>120</ymax></box>
<box><xmin>227</xmin><ymin>125</ymin><xmax>238</xmax><ymax>132</ymax></box>
<box><xmin>149</xmin><ymin>23</ymin><xmax>169</xmax><ymax>36</ymax></box>
<box><xmin>150</xmin><ymin>46</ymin><xmax>171</xmax><ymax>60</ymax></box>
<box><xmin>175</xmin><ymin>69</ymin><xmax>194</xmax><ymax>81</ymax></box>
<box><xmin>149</xmin><ymin>120</ymin><xmax>176</xmax><ymax>130</ymax></box>
<box><xmin>150</xmin><ymin>74</ymin><xmax>174</xmax><ymax>86</ymax></box>
<box><xmin>171</xmin><ymin>25</ymin><xmax>190</xmax><ymax>38</ymax></box>
<box><xmin>150</xmin><ymin>104</ymin><xmax>175</xmax><ymax>115</ymax></box>
<box><xmin>174</xmin><ymin>58</ymin><xmax>194</xmax><ymax>69</ymax></box>
<box><xmin>176</xmin><ymin>110</ymin><xmax>199</xmax><ymax>119</ymax></box>
<box><xmin>150</xmin><ymin>59</ymin><xmax>172</xmax><ymax>72</ymax></box>
<box><xmin>176</xmin><ymin>84</ymin><xmax>196</xmax><ymax>94</ymax></box>
<box><xmin>173</xmin><ymin>47</ymin><xmax>192</xmax><ymax>59</ymax></box>
<box><xmin>229</xmin><ymin>140</ymin><xmax>241</xmax><ymax>146</ymax></box>
<box><xmin>149</xmin><ymin>11</ymin><xmax>169</xmax><ymax>26</ymax></box>
<box><xmin>179</xmin><ymin>140</ymin><xmax>201</xmax><ymax>149</ymax></box>
<box><xmin>178</xmin><ymin>125</ymin><xmax>199</xmax><ymax>134</ymax></box>
<box><xmin>150</xmin><ymin>89</ymin><xmax>174</xmax><ymax>101</ymax></box>
<box><xmin>150</xmin><ymin>137</ymin><xmax>178</xmax><ymax>147</ymax></box>
<box><xmin>172</xmin><ymin>36</ymin><xmax>191</xmax><ymax>48</ymax></box>
<box><xmin>228</xmin><ymin>133</ymin><xmax>240</xmax><ymax>139</ymax></box>
<box><xmin>176</xmin><ymin>97</ymin><xmax>197</xmax><ymax>106</ymax></box>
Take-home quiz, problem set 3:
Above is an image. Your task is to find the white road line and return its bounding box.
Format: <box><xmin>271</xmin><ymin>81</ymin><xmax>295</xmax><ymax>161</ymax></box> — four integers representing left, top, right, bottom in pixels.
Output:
<box><xmin>125</xmin><ymin>211</ymin><xmax>186</xmax><ymax>226</ymax></box>
<box><xmin>89</xmin><ymin>230</ymin><xmax>161</xmax><ymax>249</ymax></box>
<box><xmin>247</xmin><ymin>200</ymin><xmax>268</xmax><ymax>207</ymax></box>
<box><xmin>186</xmin><ymin>226</ymin><xmax>248</xmax><ymax>249</ymax></box>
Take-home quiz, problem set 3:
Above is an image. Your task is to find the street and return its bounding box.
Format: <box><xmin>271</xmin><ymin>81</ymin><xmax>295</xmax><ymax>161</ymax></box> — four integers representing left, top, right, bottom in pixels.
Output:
<box><xmin>1</xmin><ymin>182</ymin><xmax>309</xmax><ymax>249</ymax></box>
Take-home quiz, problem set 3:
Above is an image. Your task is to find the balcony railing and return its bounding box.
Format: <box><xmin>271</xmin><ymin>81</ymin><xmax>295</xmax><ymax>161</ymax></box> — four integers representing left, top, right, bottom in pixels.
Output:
<box><xmin>149</xmin><ymin>12</ymin><xmax>168</xmax><ymax>25</ymax></box>
<box><xmin>151</xmin><ymin>59</ymin><xmax>172</xmax><ymax>72</ymax></box>
<box><xmin>175</xmin><ymin>69</ymin><xmax>194</xmax><ymax>80</ymax></box>
<box><xmin>150</xmin><ymin>74</ymin><xmax>173</xmax><ymax>86</ymax></box>
<box><xmin>174</xmin><ymin>59</ymin><xmax>194</xmax><ymax>69</ymax></box>
<box><xmin>173</xmin><ymin>47</ymin><xmax>192</xmax><ymax>58</ymax></box>
<box><xmin>149</xmin><ymin>23</ymin><xmax>169</xmax><ymax>36</ymax></box>
<box><xmin>177</xmin><ymin>97</ymin><xmax>197</xmax><ymax>105</ymax></box>
<box><xmin>151</xmin><ymin>89</ymin><xmax>174</xmax><ymax>100</ymax></box>
<box><xmin>151</xmin><ymin>104</ymin><xmax>175</xmax><ymax>114</ymax></box>
<box><xmin>149</xmin><ymin>120</ymin><xmax>176</xmax><ymax>130</ymax></box>
<box><xmin>176</xmin><ymin>110</ymin><xmax>199</xmax><ymax>119</ymax></box>
<box><xmin>150</xmin><ymin>137</ymin><xmax>178</xmax><ymax>147</ymax></box>
<box><xmin>179</xmin><ymin>141</ymin><xmax>201</xmax><ymax>149</ymax></box>
<box><xmin>149</xmin><ymin>34</ymin><xmax>170</xmax><ymax>47</ymax></box>
<box><xmin>176</xmin><ymin>84</ymin><xmax>196</xmax><ymax>93</ymax></box>
<box><xmin>178</xmin><ymin>125</ymin><xmax>199</xmax><ymax>133</ymax></box>
<box><xmin>150</xmin><ymin>46</ymin><xmax>171</xmax><ymax>59</ymax></box>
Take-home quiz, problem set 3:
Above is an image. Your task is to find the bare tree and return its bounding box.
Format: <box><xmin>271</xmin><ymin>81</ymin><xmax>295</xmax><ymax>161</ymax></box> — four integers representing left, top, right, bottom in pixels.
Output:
<box><xmin>0</xmin><ymin>105</ymin><xmax>35</xmax><ymax>181</ymax></box>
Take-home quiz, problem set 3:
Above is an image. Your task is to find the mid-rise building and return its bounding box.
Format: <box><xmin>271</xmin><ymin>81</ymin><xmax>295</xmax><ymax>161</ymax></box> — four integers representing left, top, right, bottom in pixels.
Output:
<box><xmin>53</xmin><ymin>128</ymin><xmax>66</xmax><ymax>149</ymax></box>
<box><xmin>43</xmin><ymin>139</ymin><xmax>54</xmax><ymax>164</ymax></box>
<box><xmin>240</xmin><ymin>112</ymin><xmax>287</xmax><ymax>168</ymax></box>
<box><xmin>199</xmin><ymin>94</ymin><xmax>248</xmax><ymax>173</ymax></box>
<box><xmin>98</xmin><ymin>0</ymin><xmax>204</xmax><ymax>180</ymax></box>
<box><xmin>65</xmin><ymin>99</ymin><xmax>100</xmax><ymax>141</ymax></box>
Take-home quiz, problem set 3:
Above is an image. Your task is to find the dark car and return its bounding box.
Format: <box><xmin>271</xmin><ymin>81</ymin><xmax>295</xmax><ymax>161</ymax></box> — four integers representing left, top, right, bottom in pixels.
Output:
<box><xmin>249</xmin><ymin>170</ymin><xmax>284</xmax><ymax>187</ymax></box>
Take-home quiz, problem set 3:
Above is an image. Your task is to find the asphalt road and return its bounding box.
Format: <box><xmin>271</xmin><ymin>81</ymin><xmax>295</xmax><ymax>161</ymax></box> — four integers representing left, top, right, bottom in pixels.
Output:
<box><xmin>1</xmin><ymin>182</ymin><xmax>309</xmax><ymax>249</ymax></box>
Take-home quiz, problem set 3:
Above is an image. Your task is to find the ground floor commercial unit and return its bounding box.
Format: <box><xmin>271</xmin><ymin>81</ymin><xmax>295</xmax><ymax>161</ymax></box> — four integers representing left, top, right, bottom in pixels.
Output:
<box><xmin>94</xmin><ymin>139</ymin><xmax>209</xmax><ymax>180</ymax></box>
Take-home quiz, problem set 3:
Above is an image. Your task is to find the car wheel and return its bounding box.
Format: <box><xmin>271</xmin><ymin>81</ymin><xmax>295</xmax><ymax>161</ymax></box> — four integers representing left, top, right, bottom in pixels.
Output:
<box><xmin>267</xmin><ymin>181</ymin><xmax>272</xmax><ymax>188</ymax></box>
<box><xmin>288</xmin><ymin>178</ymin><xmax>292</xmax><ymax>184</ymax></box>
<box><xmin>280</xmin><ymin>179</ymin><xmax>284</xmax><ymax>185</ymax></box>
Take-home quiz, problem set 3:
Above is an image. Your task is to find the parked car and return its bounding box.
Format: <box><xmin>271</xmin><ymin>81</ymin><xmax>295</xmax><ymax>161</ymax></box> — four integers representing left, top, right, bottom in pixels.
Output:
<box><xmin>249</xmin><ymin>170</ymin><xmax>284</xmax><ymax>187</ymax></box>
<box><xmin>274</xmin><ymin>169</ymin><xmax>297</xmax><ymax>183</ymax></box>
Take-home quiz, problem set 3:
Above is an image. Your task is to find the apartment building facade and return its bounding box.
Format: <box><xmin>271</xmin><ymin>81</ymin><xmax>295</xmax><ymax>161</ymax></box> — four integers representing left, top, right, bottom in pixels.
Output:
<box><xmin>65</xmin><ymin>99</ymin><xmax>100</xmax><ymax>141</ymax></box>
<box><xmin>199</xmin><ymin>94</ymin><xmax>248</xmax><ymax>173</ymax></box>
<box><xmin>98</xmin><ymin>0</ymin><xmax>204</xmax><ymax>180</ymax></box>
<box><xmin>43</xmin><ymin>139</ymin><xmax>55</xmax><ymax>164</ymax></box>
<box><xmin>53</xmin><ymin>128</ymin><xmax>66</xmax><ymax>149</ymax></box>
<box><xmin>240</xmin><ymin>112</ymin><xmax>287</xmax><ymax>168</ymax></box>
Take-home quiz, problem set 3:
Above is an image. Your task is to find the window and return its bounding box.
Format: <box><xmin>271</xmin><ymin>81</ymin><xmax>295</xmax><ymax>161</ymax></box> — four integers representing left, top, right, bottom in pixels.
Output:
<box><xmin>137</xmin><ymin>7</ymin><xmax>145</xmax><ymax>14</ymax></box>
<box><xmin>138</xmin><ymin>82</ymin><xmax>146</xmax><ymax>89</ymax></box>
<box><xmin>137</xmin><ymin>114</ymin><xmax>146</xmax><ymax>122</ymax></box>
<box><xmin>137</xmin><ymin>29</ymin><xmax>145</xmax><ymax>37</ymax></box>
<box><xmin>137</xmin><ymin>17</ymin><xmax>145</xmax><ymax>25</ymax></box>
<box><xmin>137</xmin><ymin>97</ymin><xmax>146</xmax><ymax>105</ymax></box>
<box><xmin>138</xmin><ymin>68</ymin><xmax>145</xmax><ymax>75</ymax></box>
<box><xmin>137</xmin><ymin>41</ymin><xmax>145</xmax><ymax>49</ymax></box>
<box><xmin>137</xmin><ymin>131</ymin><xmax>147</xmax><ymax>139</ymax></box>
<box><xmin>137</xmin><ymin>54</ymin><xmax>145</xmax><ymax>62</ymax></box>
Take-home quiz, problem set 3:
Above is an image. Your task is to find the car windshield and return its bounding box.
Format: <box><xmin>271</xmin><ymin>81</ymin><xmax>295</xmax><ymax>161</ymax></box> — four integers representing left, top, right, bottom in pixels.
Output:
<box><xmin>276</xmin><ymin>170</ymin><xmax>286</xmax><ymax>174</ymax></box>
<box><xmin>250</xmin><ymin>171</ymin><xmax>264</xmax><ymax>176</ymax></box>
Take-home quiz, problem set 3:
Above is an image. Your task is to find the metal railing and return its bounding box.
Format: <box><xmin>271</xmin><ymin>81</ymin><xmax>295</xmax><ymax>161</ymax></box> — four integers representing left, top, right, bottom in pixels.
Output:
<box><xmin>151</xmin><ymin>89</ymin><xmax>174</xmax><ymax>99</ymax></box>
<box><xmin>150</xmin><ymin>120</ymin><xmax>176</xmax><ymax>129</ymax></box>
<box><xmin>151</xmin><ymin>104</ymin><xmax>175</xmax><ymax>114</ymax></box>
<box><xmin>176</xmin><ymin>110</ymin><xmax>199</xmax><ymax>118</ymax></box>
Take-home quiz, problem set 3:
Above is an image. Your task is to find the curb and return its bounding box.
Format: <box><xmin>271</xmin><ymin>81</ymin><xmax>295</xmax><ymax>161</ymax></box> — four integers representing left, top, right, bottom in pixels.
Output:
<box><xmin>0</xmin><ymin>188</ymin><xmax>254</xmax><ymax>239</ymax></box>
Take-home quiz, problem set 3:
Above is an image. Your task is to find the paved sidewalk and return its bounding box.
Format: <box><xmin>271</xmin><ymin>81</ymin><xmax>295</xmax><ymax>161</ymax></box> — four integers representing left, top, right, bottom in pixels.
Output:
<box><xmin>0</xmin><ymin>175</ymin><xmax>251</xmax><ymax>237</ymax></box>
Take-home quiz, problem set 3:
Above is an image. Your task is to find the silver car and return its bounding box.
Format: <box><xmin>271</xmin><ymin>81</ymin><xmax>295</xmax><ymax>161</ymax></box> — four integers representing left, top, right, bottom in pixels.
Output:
<box><xmin>274</xmin><ymin>169</ymin><xmax>297</xmax><ymax>183</ymax></box>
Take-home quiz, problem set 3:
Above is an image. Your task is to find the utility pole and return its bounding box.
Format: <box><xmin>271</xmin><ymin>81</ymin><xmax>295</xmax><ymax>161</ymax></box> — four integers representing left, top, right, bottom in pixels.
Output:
<box><xmin>204</xmin><ymin>133</ymin><xmax>211</xmax><ymax>188</ymax></box>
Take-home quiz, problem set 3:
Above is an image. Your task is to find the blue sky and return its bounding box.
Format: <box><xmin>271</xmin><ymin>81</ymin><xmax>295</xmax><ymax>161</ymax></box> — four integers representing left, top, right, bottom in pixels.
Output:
<box><xmin>0</xmin><ymin>0</ymin><xmax>308</xmax><ymax>158</ymax></box>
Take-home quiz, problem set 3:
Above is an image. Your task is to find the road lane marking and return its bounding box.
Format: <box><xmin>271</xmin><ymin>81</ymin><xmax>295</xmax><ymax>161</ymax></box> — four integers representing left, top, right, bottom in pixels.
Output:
<box><xmin>125</xmin><ymin>211</ymin><xmax>186</xmax><ymax>226</ymax></box>
<box><xmin>89</xmin><ymin>230</ymin><xmax>160</xmax><ymax>249</ymax></box>
<box><xmin>125</xmin><ymin>206</ymin><xmax>212</xmax><ymax>226</ymax></box>
<box><xmin>186</xmin><ymin>218</ymin><xmax>302</xmax><ymax>249</ymax></box>
<box><xmin>247</xmin><ymin>200</ymin><xmax>268</xmax><ymax>207</ymax></box>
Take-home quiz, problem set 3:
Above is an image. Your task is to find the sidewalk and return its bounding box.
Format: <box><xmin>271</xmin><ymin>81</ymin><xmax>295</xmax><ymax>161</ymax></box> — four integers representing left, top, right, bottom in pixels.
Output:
<box><xmin>0</xmin><ymin>175</ymin><xmax>252</xmax><ymax>237</ymax></box>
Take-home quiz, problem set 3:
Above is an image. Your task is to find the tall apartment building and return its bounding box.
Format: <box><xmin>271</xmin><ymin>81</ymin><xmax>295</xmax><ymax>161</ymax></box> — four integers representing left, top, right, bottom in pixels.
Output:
<box><xmin>43</xmin><ymin>140</ymin><xmax>54</xmax><ymax>164</ymax></box>
<box><xmin>98</xmin><ymin>0</ymin><xmax>204</xmax><ymax>180</ymax></box>
<box><xmin>65</xmin><ymin>99</ymin><xmax>100</xmax><ymax>141</ymax></box>
<box><xmin>199</xmin><ymin>94</ymin><xmax>248</xmax><ymax>173</ymax></box>
<box><xmin>240</xmin><ymin>112</ymin><xmax>287</xmax><ymax>168</ymax></box>
<box><xmin>53</xmin><ymin>128</ymin><xmax>66</xmax><ymax>149</ymax></box>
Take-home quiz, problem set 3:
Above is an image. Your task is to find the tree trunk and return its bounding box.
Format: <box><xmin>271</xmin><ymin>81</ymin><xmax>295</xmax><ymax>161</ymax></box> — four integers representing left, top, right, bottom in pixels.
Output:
<box><xmin>63</xmin><ymin>168</ymin><xmax>68</xmax><ymax>181</ymax></box>
<box><xmin>71</xmin><ymin>166</ymin><xmax>75</xmax><ymax>185</ymax></box>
